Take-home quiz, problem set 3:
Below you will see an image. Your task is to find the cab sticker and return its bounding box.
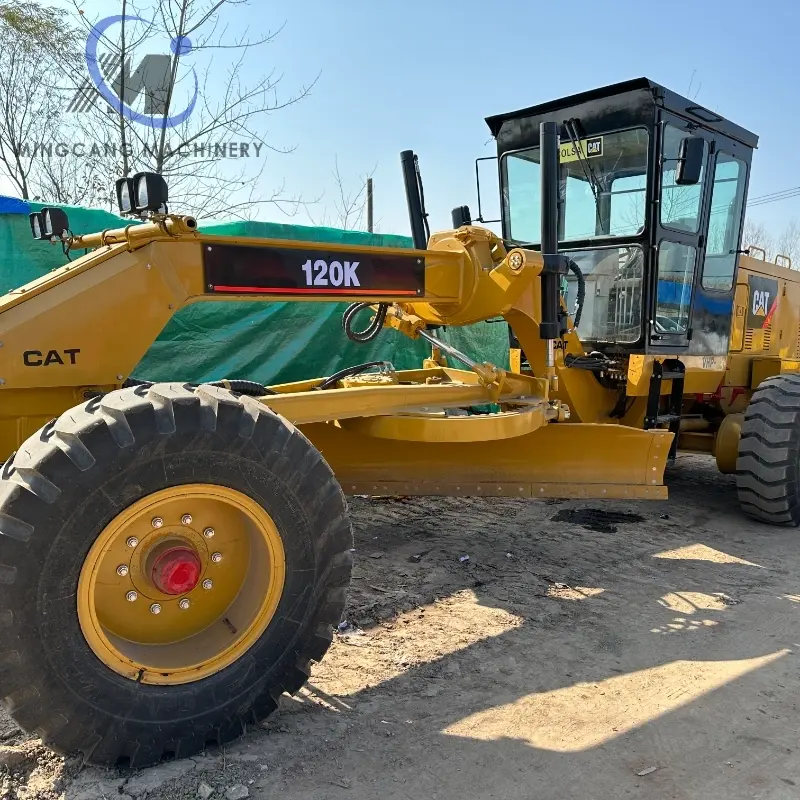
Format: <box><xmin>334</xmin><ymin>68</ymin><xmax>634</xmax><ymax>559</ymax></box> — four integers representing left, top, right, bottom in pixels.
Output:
<box><xmin>559</xmin><ymin>136</ymin><xmax>603</xmax><ymax>164</ymax></box>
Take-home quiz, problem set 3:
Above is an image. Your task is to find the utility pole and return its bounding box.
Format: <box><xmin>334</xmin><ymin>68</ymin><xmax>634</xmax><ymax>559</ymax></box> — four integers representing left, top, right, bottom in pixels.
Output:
<box><xmin>366</xmin><ymin>177</ymin><xmax>374</xmax><ymax>233</ymax></box>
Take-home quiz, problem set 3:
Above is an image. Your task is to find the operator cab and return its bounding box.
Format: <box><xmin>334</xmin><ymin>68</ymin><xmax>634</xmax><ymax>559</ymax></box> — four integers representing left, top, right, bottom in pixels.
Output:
<box><xmin>486</xmin><ymin>78</ymin><xmax>758</xmax><ymax>356</ymax></box>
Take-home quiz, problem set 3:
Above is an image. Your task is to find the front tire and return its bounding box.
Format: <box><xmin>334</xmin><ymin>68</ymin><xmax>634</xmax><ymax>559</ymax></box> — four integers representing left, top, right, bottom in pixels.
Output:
<box><xmin>0</xmin><ymin>383</ymin><xmax>352</xmax><ymax>767</ymax></box>
<box><xmin>737</xmin><ymin>374</ymin><xmax>800</xmax><ymax>525</ymax></box>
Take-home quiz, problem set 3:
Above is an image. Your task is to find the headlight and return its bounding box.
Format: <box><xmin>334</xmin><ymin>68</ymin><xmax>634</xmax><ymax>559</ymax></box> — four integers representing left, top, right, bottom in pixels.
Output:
<box><xmin>29</xmin><ymin>212</ymin><xmax>44</xmax><ymax>240</ymax></box>
<box><xmin>137</xmin><ymin>174</ymin><xmax>149</xmax><ymax>208</ymax></box>
<box><xmin>42</xmin><ymin>207</ymin><xmax>69</xmax><ymax>238</ymax></box>
<box><xmin>116</xmin><ymin>177</ymin><xmax>134</xmax><ymax>215</ymax></box>
<box><xmin>132</xmin><ymin>172</ymin><xmax>168</xmax><ymax>213</ymax></box>
<box><xmin>30</xmin><ymin>208</ymin><xmax>69</xmax><ymax>240</ymax></box>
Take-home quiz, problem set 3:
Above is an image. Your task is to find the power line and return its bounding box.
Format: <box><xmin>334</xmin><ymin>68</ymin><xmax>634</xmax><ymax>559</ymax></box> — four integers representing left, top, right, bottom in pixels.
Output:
<box><xmin>747</xmin><ymin>186</ymin><xmax>800</xmax><ymax>208</ymax></box>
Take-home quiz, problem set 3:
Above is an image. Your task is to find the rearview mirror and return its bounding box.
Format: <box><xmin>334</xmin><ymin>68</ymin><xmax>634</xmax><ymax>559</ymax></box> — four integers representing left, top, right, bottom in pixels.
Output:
<box><xmin>676</xmin><ymin>137</ymin><xmax>705</xmax><ymax>186</ymax></box>
<box><xmin>475</xmin><ymin>156</ymin><xmax>501</xmax><ymax>225</ymax></box>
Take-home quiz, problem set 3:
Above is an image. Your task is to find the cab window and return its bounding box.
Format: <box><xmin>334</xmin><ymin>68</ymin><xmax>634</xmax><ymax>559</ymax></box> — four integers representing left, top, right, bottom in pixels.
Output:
<box><xmin>503</xmin><ymin>128</ymin><xmax>649</xmax><ymax>244</ymax></box>
<box><xmin>660</xmin><ymin>125</ymin><xmax>708</xmax><ymax>233</ymax></box>
<box><xmin>609</xmin><ymin>174</ymin><xmax>646</xmax><ymax>236</ymax></box>
<box><xmin>703</xmin><ymin>153</ymin><xmax>747</xmax><ymax>291</ymax></box>
<box><xmin>655</xmin><ymin>241</ymin><xmax>696</xmax><ymax>334</ymax></box>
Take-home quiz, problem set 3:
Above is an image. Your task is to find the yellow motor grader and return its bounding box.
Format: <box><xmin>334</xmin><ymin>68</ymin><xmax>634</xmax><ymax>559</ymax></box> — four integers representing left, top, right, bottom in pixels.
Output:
<box><xmin>0</xmin><ymin>77</ymin><xmax>795</xmax><ymax>766</ymax></box>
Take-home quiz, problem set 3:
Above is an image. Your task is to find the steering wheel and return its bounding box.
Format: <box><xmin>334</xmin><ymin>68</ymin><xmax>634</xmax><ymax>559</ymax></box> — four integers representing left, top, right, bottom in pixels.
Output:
<box><xmin>655</xmin><ymin>315</ymin><xmax>681</xmax><ymax>333</ymax></box>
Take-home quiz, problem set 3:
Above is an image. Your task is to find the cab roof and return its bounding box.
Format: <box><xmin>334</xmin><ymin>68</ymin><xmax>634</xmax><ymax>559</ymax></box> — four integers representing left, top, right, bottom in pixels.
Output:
<box><xmin>485</xmin><ymin>77</ymin><xmax>758</xmax><ymax>149</ymax></box>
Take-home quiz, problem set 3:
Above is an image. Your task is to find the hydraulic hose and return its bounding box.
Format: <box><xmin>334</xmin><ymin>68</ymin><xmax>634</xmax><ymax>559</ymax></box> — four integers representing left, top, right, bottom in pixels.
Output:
<box><xmin>314</xmin><ymin>361</ymin><xmax>391</xmax><ymax>391</ymax></box>
<box><xmin>342</xmin><ymin>302</ymin><xmax>388</xmax><ymax>343</ymax></box>
<box><xmin>567</xmin><ymin>258</ymin><xmax>586</xmax><ymax>328</ymax></box>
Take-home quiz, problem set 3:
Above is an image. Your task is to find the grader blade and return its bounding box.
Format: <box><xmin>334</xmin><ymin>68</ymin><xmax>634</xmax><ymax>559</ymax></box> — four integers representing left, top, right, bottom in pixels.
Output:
<box><xmin>302</xmin><ymin>421</ymin><xmax>672</xmax><ymax>500</ymax></box>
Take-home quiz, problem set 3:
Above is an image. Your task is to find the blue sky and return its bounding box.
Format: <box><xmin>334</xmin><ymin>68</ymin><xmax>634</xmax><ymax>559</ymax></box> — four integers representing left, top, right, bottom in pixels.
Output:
<box><xmin>259</xmin><ymin>0</ymin><xmax>799</xmax><ymax>237</ymax></box>
<box><xmin>43</xmin><ymin>0</ymin><xmax>800</xmax><ymax>237</ymax></box>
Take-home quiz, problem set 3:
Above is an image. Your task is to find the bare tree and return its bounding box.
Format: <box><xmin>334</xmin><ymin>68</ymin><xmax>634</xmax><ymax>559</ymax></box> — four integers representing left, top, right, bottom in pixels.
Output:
<box><xmin>0</xmin><ymin>2</ymin><xmax>71</xmax><ymax>198</ymax></box>
<box><xmin>743</xmin><ymin>218</ymin><xmax>776</xmax><ymax>260</ymax></box>
<box><xmin>0</xmin><ymin>2</ymin><xmax>124</xmax><ymax>206</ymax></box>
<box><xmin>308</xmin><ymin>157</ymin><xmax>377</xmax><ymax>231</ymax></box>
<box><xmin>776</xmin><ymin>219</ymin><xmax>800</xmax><ymax>265</ymax></box>
<box><xmin>59</xmin><ymin>0</ymin><xmax>316</xmax><ymax>219</ymax></box>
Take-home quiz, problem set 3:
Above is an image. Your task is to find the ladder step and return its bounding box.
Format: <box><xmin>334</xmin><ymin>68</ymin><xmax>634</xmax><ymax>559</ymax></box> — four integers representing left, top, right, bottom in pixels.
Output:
<box><xmin>659</xmin><ymin>371</ymin><xmax>685</xmax><ymax>380</ymax></box>
<box><xmin>656</xmin><ymin>414</ymin><xmax>681</xmax><ymax>424</ymax></box>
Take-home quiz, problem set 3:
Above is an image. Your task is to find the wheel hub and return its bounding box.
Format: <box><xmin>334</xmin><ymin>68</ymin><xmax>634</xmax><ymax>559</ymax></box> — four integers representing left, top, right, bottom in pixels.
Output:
<box><xmin>77</xmin><ymin>484</ymin><xmax>286</xmax><ymax>685</ymax></box>
<box><xmin>150</xmin><ymin>545</ymin><xmax>202</xmax><ymax>595</ymax></box>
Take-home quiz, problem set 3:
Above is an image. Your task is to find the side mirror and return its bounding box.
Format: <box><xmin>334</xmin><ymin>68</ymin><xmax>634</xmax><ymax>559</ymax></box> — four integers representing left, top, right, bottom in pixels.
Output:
<box><xmin>475</xmin><ymin>156</ymin><xmax>501</xmax><ymax>224</ymax></box>
<box><xmin>676</xmin><ymin>137</ymin><xmax>705</xmax><ymax>186</ymax></box>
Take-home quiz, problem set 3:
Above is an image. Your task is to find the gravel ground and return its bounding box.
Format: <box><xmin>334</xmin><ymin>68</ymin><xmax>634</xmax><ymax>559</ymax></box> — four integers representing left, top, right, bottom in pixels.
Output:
<box><xmin>3</xmin><ymin>453</ymin><xmax>800</xmax><ymax>800</ymax></box>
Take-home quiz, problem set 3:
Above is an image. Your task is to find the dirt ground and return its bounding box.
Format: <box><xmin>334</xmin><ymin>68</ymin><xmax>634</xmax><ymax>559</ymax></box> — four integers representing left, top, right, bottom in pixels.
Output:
<box><xmin>3</xmin><ymin>453</ymin><xmax>800</xmax><ymax>800</ymax></box>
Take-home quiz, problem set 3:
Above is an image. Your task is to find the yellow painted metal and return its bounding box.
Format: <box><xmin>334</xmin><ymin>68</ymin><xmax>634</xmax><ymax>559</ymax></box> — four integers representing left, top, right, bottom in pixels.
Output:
<box><xmin>77</xmin><ymin>484</ymin><xmax>286</xmax><ymax>685</ymax></box>
<box><xmin>0</xmin><ymin>224</ymin><xmax>467</xmax><ymax>395</ymax></box>
<box><xmin>750</xmin><ymin>356</ymin><xmax>800</xmax><ymax>388</ymax></box>
<box><xmin>343</xmin><ymin>480</ymin><xmax>666</xmax><ymax>500</ymax></box>
<box><xmin>730</xmin><ymin>254</ymin><xmax>800</xmax><ymax>385</ymax></box>
<box><xmin>261</xmin><ymin>367</ymin><xmax>546</xmax><ymax>426</ymax></box>
<box><xmin>725</xmin><ymin>355</ymin><xmax>752</xmax><ymax>389</ymax></box>
<box><xmin>730</xmin><ymin>283</ymin><xmax>748</xmax><ymax>352</ymax></box>
<box><xmin>678</xmin><ymin>431</ymin><xmax>715</xmax><ymax>454</ymax></box>
<box><xmin>301</xmin><ymin>421</ymin><xmax>672</xmax><ymax>498</ymax></box>
<box><xmin>713</xmin><ymin>413</ymin><xmax>744</xmax><ymax>474</ymax></box>
<box><xmin>0</xmin><ymin>214</ymin><xmax>676</xmax><ymax>500</ymax></box>
<box><xmin>626</xmin><ymin>355</ymin><xmax>728</xmax><ymax>396</ymax></box>
<box><xmin>338</xmin><ymin>403</ymin><xmax>551</xmax><ymax>442</ymax></box>
<box><xmin>506</xmin><ymin>291</ymin><xmax>621</xmax><ymax>424</ymax></box>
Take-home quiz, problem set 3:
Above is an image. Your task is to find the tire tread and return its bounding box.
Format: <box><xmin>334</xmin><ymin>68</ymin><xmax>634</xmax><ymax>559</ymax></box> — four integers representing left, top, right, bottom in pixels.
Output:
<box><xmin>0</xmin><ymin>382</ymin><xmax>352</xmax><ymax>767</ymax></box>
<box><xmin>737</xmin><ymin>374</ymin><xmax>800</xmax><ymax>525</ymax></box>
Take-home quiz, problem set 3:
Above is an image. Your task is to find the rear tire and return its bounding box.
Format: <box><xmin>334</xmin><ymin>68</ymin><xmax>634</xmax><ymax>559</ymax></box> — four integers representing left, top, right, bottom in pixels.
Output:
<box><xmin>0</xmin><ymin>383</ymin><xmax>352</xmax><ymax>767</ymax></box>
<box><xmin>737</xmin><ymin>374</ymin><xmax>800</xmax><ymax>525</ymax></box>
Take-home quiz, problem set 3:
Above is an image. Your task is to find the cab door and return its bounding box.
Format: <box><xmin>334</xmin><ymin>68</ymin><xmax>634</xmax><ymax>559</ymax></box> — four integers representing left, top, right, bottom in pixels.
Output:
<box><xmin>649</xmin><ymin>113</ymin><xmax>713</xmax><ymax>349</ymax></box>
<box><xmin>688</xmin><ymin>142</ymin><xmax>750</xmax><ymax>356</ymax></box>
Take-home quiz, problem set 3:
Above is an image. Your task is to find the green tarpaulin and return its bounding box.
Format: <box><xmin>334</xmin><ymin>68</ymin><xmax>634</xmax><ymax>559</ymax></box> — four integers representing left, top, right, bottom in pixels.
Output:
<box><xmin>1</xmin><ymin>202</ymin><xmax>508</xmax><ymax>385</ymax></box>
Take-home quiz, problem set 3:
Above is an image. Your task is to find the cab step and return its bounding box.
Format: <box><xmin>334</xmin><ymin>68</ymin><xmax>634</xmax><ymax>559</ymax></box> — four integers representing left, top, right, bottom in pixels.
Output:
<box><xmin>644</xmin><ymin>359</ymin><xmax>686</xmax><ymax>463</ymax></box>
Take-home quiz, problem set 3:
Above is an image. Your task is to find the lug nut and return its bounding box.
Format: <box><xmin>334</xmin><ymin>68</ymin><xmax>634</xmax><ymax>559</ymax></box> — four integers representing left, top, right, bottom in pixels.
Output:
<box><xmin>150</xmin><ymin>603</ymin><xmax>162</xmax><ymax>615</ymax></box>
<box><xmin>203</xmin><ymin>527</ymin><xmax>215</xmax><ymax>538</ymax></box>
<box><xmin>117</xmin><ymin>565</ymin><xmax>129</xmax><ymax>577</ymax></box>
<box><xmin>181</xmin><ymin>514</ymin><xmax>193</xmax><ymax>525</ymax></box>
<box><xmin>126</xmin><ymin>591</ymin><xmax>138</xmax><ymax>602</ymax></box>
<box><xmin>179</xmin><ymin>598</ymin><xmax>190</xmax><ymax>610</ymax></box>
<box><xmin>151</xmin><ymin>517</ymin><xmax>164</xmax><ymax>528</ymax></box>
<box><xmin>126</xmin><ymin>537</ymin><xmax>139</xmax><ymax>548</ymax></box>
<box><xmin>202</xmin><ymin>579</ymin><xmax>213</xmax><ymax>590</ymax></box>
<box><xmin>211</xmin><ymin>552</ymin><xmax>223</xmax><ymax>563</ymax></box>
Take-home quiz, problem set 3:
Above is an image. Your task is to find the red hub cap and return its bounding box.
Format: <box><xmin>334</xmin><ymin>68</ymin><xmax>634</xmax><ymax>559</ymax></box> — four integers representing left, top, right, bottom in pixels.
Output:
<box><xmin>150</xmin><ymin>547</ymin><xmax>202</xmax><ymax>595</ymax></box>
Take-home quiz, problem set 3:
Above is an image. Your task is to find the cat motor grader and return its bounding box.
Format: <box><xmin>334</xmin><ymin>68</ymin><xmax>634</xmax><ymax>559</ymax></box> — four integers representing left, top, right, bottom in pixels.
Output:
<box><xmin>0</xmin><ymin>77</ymin><xmax>794</xmax><ymax>767</ymax></box>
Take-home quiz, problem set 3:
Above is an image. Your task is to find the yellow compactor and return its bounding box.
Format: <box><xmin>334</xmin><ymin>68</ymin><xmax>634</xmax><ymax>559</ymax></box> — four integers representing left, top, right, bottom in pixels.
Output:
<box><xmin>0</xmin><ymin>78</ymin><xmax>794</xmax><ymax>766</ymax></box>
